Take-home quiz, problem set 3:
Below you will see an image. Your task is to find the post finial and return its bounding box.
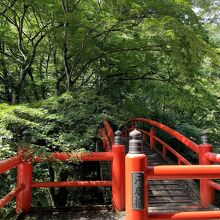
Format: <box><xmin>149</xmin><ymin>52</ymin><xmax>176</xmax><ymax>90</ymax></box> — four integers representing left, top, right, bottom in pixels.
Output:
<box><xmin>201</xmin><ymin>131</ymin><xmax>208</xmax><ymax>144</ymax></box>
<box><xmin>114</xmin><ymin>130</ymin><xmax>123</xmax><ymax>145</ymax></box>
<box><xmin>129</xmin><ymin>129</ymin><xmax>143</xmax><ymax>154</ymax></box>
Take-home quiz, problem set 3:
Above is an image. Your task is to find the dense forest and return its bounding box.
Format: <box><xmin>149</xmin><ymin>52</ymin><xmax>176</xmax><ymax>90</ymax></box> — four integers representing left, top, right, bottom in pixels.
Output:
<box><xmin>0</xmin><ymin>0</ymin><xmax>219</xmax><ymax>217</ymax></box>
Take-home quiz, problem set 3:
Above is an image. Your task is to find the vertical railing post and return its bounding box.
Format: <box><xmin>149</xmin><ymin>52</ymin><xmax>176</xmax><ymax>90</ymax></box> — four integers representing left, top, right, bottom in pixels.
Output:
<box><xmin>143</xmin><ymin>132</ymin><xmax>146</xmax><ymax>145</ymax></box>
<box><xmin>125</xmin><ymin>129</ymin><xmax>147</xmax><ymax>220</ymax></box>
<box><xmin>162</xmin><ymin>145</ymin><xmax>166</xmax><ymax>159</ymax></box>
<box><xmin>199</xmin><ymin>131</ymin><xmax>215</xmax><ymax>208</ymax></box>
<box><xmin>112</xmin><ymin>130</ymin><xmax>125</xmax><ymax>211</ymax></box>
<box><xmin>150</xmin><ymin>127</ymin><xmax>156</xmax><ymax>151</ymax></box>
<box><xmin>16</xmin><ymin>148</ymin><xmax>32</xmax><ymax>213</ymax></box>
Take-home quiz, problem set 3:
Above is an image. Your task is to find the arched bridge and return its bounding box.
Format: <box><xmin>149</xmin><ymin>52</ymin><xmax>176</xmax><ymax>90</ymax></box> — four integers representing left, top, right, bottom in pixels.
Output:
<box><xmin>1</xmin><ymin>118</ymin><xmax>220</xmax><ymax>220</ymax></box>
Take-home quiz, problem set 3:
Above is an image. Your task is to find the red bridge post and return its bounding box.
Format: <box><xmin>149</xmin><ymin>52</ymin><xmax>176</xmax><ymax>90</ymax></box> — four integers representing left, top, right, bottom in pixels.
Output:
<box><xmin>16</xmin><ymin>148</ymin><xmax>32</xmax><ymax>213</ymax></box>
<box><xmin>125</xmin><ymin>129</ymin><xmax>147</xmax><ymax>220</ymax></box>
<box><xmin>112</xmin><ymin>130</ymin><xmax>125</xmax><ymax>211</ymax></box>
<box><xmin>199</xmin><ymin>132</ymin><xmax>215</xmax><ymax>208</ymax></box>
<box><xmin>150</xmin><ymin>127</ymin><xmax>156</xmax><ymax>151</ymax></box>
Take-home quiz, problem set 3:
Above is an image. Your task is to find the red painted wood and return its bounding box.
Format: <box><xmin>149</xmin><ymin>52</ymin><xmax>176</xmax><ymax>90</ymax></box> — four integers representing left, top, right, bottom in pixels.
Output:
<box><xmin>34</xmin><ymin>152</ymin><xmax>113</xmax><ymax>162</ymax></box>
<box><xmin>154</xmin><ymin>136</ymin><xmax>191</xmax><ymax>165</ymax></box>
<box><xmin>205</xmin><ymin>152</ymin><xmax>220</xmax><ymax>163</ymax></box>
<box><xmin>31</xmin><ymin>180</ymin><xmax>112</xmax><ymax>188</ymax></box>
<box><xmin>129</xmin><ymin>118</ymin><xmax>199</xmax><ymax>154</ymax></box>
<box><xmin>112</xmin><ymin>144</ymin><xmax>125</xmax><ymax>211</ymax></box>
<box><xmin>16</xmin><ymin>161</ymin><xmax>32</xmax><ymax>213</ymax></box>
<box><xmin>99</xmin><ymin>128</ymin><xmax>112</xmax><ymax>152</ymax></box>
<box><xmin>199</xmin><ymin>144</ymin><xmax>215</xmax><ymax>207</ymax></box>
<box><xmin>208</xmin><ymin>180</ymin><xmax>220</xmax><ymax>191</ymax></box>
<box><xmin>149</xmin><ymin>210</ymin><xmax>220</xmax><ymax>219</ymax></box>
<box><xmin>0</xmin><ymin>156</ymin><xmax>22</xmax><ymax>174</ymax></box>
<box><xmin>150</xmin><ymin>128</ymin><xmax>156</xmax><ymax>151</ymax></box>
<box><xmin>0</xmin><ymin>184</ymin><xmax>25</xmax><ymax>208</ymax></box>
<box><xmin>147</xmin><ymin>165</ymin><xmax>220</xmax><ymax>180</ymax></box>
<box><xmin>52</xmin><ymin>152</ymin><xmax>113</xmax><ymax>161</ymax></box>
<box><xmin>126</xmin><ymin>153</ymin><xmax>147</xmax><ymax>220</ymax></box>
<box><xmin>102</xmin><ymin>118</ymin><xmax>114</xmax><ymax>147</ymax></box>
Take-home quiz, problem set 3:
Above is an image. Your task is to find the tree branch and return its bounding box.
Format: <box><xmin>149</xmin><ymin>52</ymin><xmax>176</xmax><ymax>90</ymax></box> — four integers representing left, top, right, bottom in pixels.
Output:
<box><xmin>70</xmin><ymin>24</ymin><xmax>99</xmax><ymax>76</ymax></box>
<box><xmin>0</xmin><ymin>0</ymin><xmax>17</xmax><ymax>14</ymax></box>
<box><xmin>17</xmin><ymin>4</ymin><xmax>29</xmax><ymax>60</ymax></box>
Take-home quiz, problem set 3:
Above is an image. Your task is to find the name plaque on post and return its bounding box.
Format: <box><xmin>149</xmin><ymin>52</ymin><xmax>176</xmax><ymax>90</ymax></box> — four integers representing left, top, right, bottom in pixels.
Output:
<box><xmin>132</xmin><ymin>172</ymin><xmax>144</xmax><ymax>210</ymax></box>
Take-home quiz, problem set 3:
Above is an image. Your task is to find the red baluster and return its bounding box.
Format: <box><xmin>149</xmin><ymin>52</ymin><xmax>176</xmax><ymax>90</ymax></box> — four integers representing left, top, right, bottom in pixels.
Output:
<box><xmin>126</xmin><ymin>129</ymin><xmax>147</xmax><ymax>220</ymax></box>
<box><xmin>16</xmin><ymin>148</ymin><xmax>32</xmax><ymax>213</ymax></box>
<box><xmin>112</xmin><ymin>130</ymin><xmax>125</xmax><ymax>211</ymax></box>
<box><xmin>199</xmin><ymin>132</ymin><xmax>215</xmax><ymax>208</ymax></box>
<box><xmin>150</xmin><ymin>127</ymin><xmax>156</xmax><ymax>151</ymax></box>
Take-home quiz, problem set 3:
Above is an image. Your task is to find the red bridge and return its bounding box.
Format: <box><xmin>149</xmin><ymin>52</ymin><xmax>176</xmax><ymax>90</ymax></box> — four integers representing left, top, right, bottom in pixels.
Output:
<box><xmin>1</xmin><ymin>118</ymin><xmax>220</xmax><ymax>219</ymax></box>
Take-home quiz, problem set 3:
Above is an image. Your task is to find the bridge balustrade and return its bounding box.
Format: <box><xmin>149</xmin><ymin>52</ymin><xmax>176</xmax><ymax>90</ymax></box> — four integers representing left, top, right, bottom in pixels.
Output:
<box><xmin>0</xmin><ymin>119</ymin><xmax>125</xmax><ymax>214</ymax></box>
<box><xmin>0</xmin><ymin>155</ymin><xmax>24</xmax><ymax>210</ymax></box>
<box><xmin>125</xmin><ymin>118</ymin><xmax>220</xmax><ymax>220</ymax></box>
<box><xmin>1</xmin><ymin>117</ymin><xmax>220</xmax><ymax>220</ymax></box>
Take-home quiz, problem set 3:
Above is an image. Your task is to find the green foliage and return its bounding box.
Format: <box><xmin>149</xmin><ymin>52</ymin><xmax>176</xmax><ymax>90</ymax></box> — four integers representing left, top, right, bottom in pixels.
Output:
<box><xmin>0</xmin><ymin>90</ymin><xmax>126</xmax><ymax>159</ymax></box>
<box><xmin>0</xmin><ymin>0</ymin><xmax>219</xmax><ymax>216</ymax></box>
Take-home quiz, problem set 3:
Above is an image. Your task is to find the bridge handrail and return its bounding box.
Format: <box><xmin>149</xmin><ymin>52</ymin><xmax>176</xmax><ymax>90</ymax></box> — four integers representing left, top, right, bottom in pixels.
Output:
<box><xmin>153</xmin><ymin>136</ymin><xmax>192</xmax><ymax>165</ymax></box>
<box><xmin>0</xmin><ymin>156</ymin><xmax>22</xmax><ymax>174</ymax></box>
<box><xmin>137</xmin><ymin>128</ymin><xmax>191</xmax><ymax>165</ymax></box>
<box><xmin>102</xmin><ymin>118</ymin><xmax>114</xmax><ymax>148</ymax></box>
<box><xmin>0</xmin><ymin>184</ymin><xmax>25</xmax><ymax>209</ymax></box>
<box><xmin>34</xmin><ymin>152</ymin><xmax>113</xmax><ymax>162</ymax></box>
<box><xmin>99</xmin><ymin>128</ymin><xmax>112</xmax><ymax>152</ymax></box>
<box><xmin>0</xmin><ymin>155</ymin><xmax>25</xmax><ymax>209</ymax></box>
<box><xmin>125</xmin><ymin>129</ymin><xmax>220</xmax><ymax>220</ymax></box>
<box><xmin>205</xmin><ymin>152</ymin><xmax>220</xmax><ymax>191</ymax></box>
<box><xmin>129</xmin><ymin>118</ymin><xmax>200</xmax><ymax>154</ymax></box>
<box><xmin>147</xmin><ymin>164</ymin><xmax>220</xmax><ymax>180</ymax></box>
<box><xmin>205</xmin><ymin>152</ymin><xmax>220</xmax><ymax>163</ymax></box>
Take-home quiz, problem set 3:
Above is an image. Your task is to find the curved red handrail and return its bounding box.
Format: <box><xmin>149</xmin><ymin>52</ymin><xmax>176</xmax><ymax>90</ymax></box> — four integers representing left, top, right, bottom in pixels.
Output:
<box><xmin>102</xmin><ymin>118</ymin><xmax>114</xmax><ymax>147</ymax></box>
<box><xmin>99</xmin><ymin>128</ymin><xmax>112</xmax><ymax>152</ymax></box>
<box><xmin>153</xmin><ymin>136</ymin><xmax>191</xmax><ymax>165</ymax></box>
<box><xmin>129</xmin><ymin>118</ymin><xmax>199</xmax><ymax>154</ymax></box>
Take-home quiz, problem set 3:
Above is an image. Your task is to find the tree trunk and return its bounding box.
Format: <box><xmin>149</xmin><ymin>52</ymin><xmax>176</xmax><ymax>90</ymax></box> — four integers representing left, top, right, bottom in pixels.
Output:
<box><xmin>11</xmin><ymin>91</ymin><xmax>19</xmax><ymax>105</ymax></box>
<box><xmin>0</xmin><ymin>59</ymin><xmax>12</xmax><ymax>103</ymax></box>
<box><xmin>11</xmin><ymin>67</ymin><xmax>27</xmax><ymax>104</ymax></box>
<box><xmin>63</xmin><ymin>21</ymin><xmax>72</xmax><ymax>92</ymax></box>
<box><xmin>4</xmin><ymin>83</ymin><xmax>11</xmax><ymax>103</ymax></box>
<box><xmin>28</xmin><ymin>68</ymin><xmax>39</xmax><ymax>101</ymax></box>
<box><xmin>48</xmin><ymin>165</ymin><xmax>69</xmax><ymax>207</ymax></box>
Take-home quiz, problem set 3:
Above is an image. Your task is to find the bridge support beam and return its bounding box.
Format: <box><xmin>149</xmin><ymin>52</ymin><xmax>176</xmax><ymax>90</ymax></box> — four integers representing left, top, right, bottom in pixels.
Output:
<box><xmin>126</xmin><ymin>129</ymin><xmax>147</xmax><ymax>220</ymax></box>
<box><xmin>112</xmin><ymin>131</ymin><xmax>125</xmax><ymax>211</ymax></box>
<box><xmin>199</xmin><ymin>132</ymin><xmax>215</xmax><ymax>208</ymax></box>
<box><xmin>16</xmin><ymin>148</ymin><xmax>32</xmax><ymax>213</ymax></box>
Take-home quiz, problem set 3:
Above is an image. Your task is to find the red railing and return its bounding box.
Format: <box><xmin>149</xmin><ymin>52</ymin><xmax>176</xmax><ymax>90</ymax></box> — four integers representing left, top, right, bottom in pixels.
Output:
<box><xmin>32</xmin><ymin>152</ymin><xmax>114</xmax><ymax>189</ymax></box>
<box><xmin>129</xmin><ymin>118</ymin><xmax>199</xmax><ymax>156</ymax></box>
<box><xmin>0</xmin><ymin>156</ymin><xmax>24</xmax><ymax>209</ymax></box>
<box><xmin>99</xmin><ymin>118</ymin><xmax>114</xmax><ymax>151</ymax></box>
<box><xmin>14</xmin><ymin>150</ymin><xmax>118</xmax><ymax>213</ymax></box>
<box><xmin>0</xmin><ymin>119</ymin><xmax>125</xmax><ymax>214</ymax></box>
<box><xmin>125</xmin><ymin>118</ymin><xmax>220</xmax><ymax>220</ymax></box>
<box><xmin>1</xmin><ymin>117</ymin><xmax>220</xmax><ymax>220</ymax></box>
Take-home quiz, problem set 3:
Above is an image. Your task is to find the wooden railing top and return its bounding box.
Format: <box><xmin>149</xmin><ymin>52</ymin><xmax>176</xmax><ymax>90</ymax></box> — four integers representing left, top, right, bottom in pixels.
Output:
<box><xmin>129</xmin><ymin>118</ymin><xmax>200</xmax><ymax>154</ymax></box>
<box><xmin>102</xmin><ymin>118</ymin><xmax>114</xmax><ymax>147</ymax></box>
